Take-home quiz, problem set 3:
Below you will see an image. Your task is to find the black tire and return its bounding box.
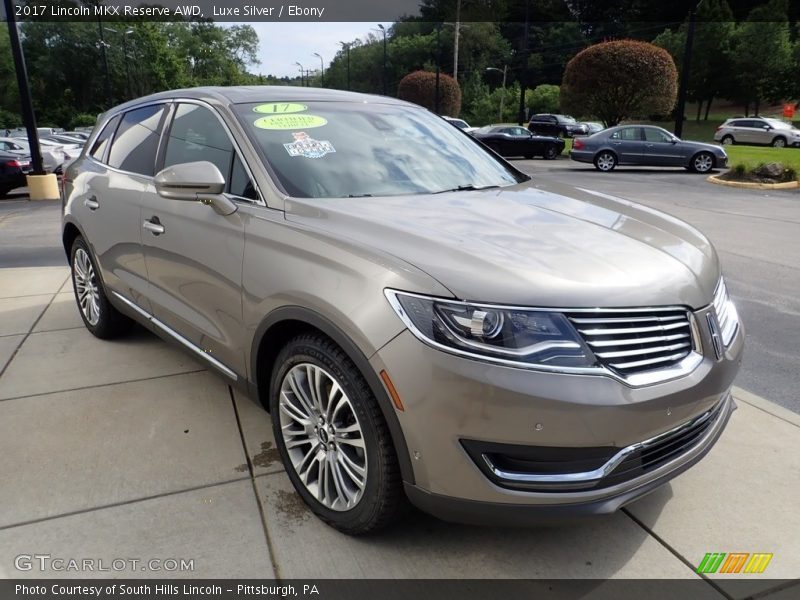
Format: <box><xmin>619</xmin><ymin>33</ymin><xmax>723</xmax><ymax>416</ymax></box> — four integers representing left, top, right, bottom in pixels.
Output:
<box><xmin>542</xmin><ymin>145</ymin><xmax>559</xmax><ymax>160</ymax></box>
<box><xmin>721</xmin><ymin>135</ymin><xmax>734</xmax><ymax>146</ymax></box>
<box><xmin>0</xmin><ymin>187</ymin><xmax>10</xmax><ymax>198</ymax></box>
<box><xmin>772</xmin><ymin>136</ymin><xmax>787</xmax><ymax>148</ymax></box>
<box><xmin>593</xmin><ymin>150</ymin><xmax>617</xmax><ymax>172</ymax></box>
<box><xmin>690</xmin><ymin>151</ymin><xmax>715</xmax><ymax>174</ymax></box>
<box><xmin>524</xmin><ymin>153</ymin><xmax>535</xmax><ymax>160</ymax></box>
<box><xmin>69</xmin><ymin>237</ymin><xmax>132</xmax><ymax>339</ymax></box>
<box><xmin>269</xmin><ymin>333</ymin><xmax>405</xmax><ymax>535</ymax></box>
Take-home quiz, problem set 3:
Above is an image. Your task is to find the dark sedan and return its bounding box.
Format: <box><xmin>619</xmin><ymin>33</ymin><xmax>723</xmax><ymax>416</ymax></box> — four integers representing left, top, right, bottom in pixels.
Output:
<box><xmin>0</xmin><ymin>149</ymin><xmax>32</xmax><ymax>197</ymax></box>
<box><xmin>570</xmin><ymin>125</ymin><xmax>728</xmax><ymax>173</ymax></box>
<box><xmin>472</xmin><ymin>125</ymin><xmax>565</xmax><ymax>159</ymax></box>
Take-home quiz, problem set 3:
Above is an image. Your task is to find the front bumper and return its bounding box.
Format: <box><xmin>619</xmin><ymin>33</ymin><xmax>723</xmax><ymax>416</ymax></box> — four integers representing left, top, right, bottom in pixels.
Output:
<box><xmin>371</xmin><ymin>304</ymin><xmax>743</xmax><ymax>521</ymax></box>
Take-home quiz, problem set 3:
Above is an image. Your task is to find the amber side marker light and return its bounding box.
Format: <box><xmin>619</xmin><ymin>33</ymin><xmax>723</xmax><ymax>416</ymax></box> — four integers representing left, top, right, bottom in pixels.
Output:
<box><xmin>379</xmin><ymin>370</ymin><xmax>404</xmax><ymax>411</ymax></box>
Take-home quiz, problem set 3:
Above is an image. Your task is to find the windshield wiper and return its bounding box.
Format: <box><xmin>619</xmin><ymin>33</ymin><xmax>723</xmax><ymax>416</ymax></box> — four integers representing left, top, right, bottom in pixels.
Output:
<box><xmin>347</xmin><ymin>193</ymin><xmax>373</xmax><ymax>198</ymax></box>
<box><xmin>434</xmin><ymin>184</ymin><xmax>501</xmax><ymax>194</ymax></box>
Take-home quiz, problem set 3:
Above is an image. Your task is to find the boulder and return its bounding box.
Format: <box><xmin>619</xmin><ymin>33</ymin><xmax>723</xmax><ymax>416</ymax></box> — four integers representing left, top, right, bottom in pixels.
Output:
<box><xmin>753</xmin><ymin>162</ymin><xmax>785</xmax><ymax>179</ymax></box>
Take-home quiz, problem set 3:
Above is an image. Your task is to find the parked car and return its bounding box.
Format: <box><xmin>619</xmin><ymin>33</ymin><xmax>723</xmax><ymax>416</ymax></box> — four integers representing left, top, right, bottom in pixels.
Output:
<box><xmin>12</xmin><ymin>136</ymin><xmax>81</xmax><ymax>172</ymax></box>
<box><xmin>0</xmin><ymin>149</ymin><xmax>32</xmax><ymax>197</ymax></box>
<box><xmin>581</xmin><ymin>121</ymin><xmax>606</xmax><ymax>135</ymax></box>
<box><xmin>63</xmin><ymin>131</ymin><xmax>91</xmax><ymax>141</ymax></box>
<box><xmin>714</xmin><ymin>117</ymin><xmax>800</xmax><ymax>148</ymax></box>
<box><xmin>473</xmin><ymin>125</ymin><xmax>564</xmax><ymax>159</ymax></box>
<box><xmin>63</xmin><ymin>87</ymin><xmax>741</xmax><ymax>534</ymax></box>
<box><xmin>527</xmin><ymin>114</ymin><xmax>588</xmax><ymax>137</ymax></box>
<box><xmin>45</xmin><ymin>133</ymin><xmax>88</xmax><ymax>147</ymax></box>
<box><xmin>570</xmin><ymin>125</ymin><xmax>728</xmax><ymax>173</ymax></box>
<box><xmin>0</xmin><ymin>137</ymin><xmax>63</xmax><ymax>173</ymax></box>
<box><xmin>442</xmin><ymin>116</ymin><xmax>477</xmax><ymax>133</ymax></box>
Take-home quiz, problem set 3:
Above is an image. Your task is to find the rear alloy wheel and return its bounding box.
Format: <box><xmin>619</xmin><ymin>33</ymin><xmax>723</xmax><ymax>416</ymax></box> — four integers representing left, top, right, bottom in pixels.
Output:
<box><xmin>691</xmin><ymin>152</ymin><xmax>715</xmax><ymax>174</ymax></box>
<box><xmin>594</xmin><ymin>151</ymin><xmax>617</xmax><ymax>172</ymax></box>
<box><xmin>270</xmin><ymin>334</ymin><xmax>404</xmax><ymax>534</ymax></box>
<box><xmin>70</xmin><ymin>237</ymin><xmax>131</xmax><ymax>339</ymax></box>
<box><xmin>772</xmin><ymin>136</ymin><xmax>787</xmax><ymax>148</ymax></box>
<box><xmin>721</xmin><ymin>135</ymin><xmax>734</xmax><ymax>145</ymax></box>
<box><xmin>543</xmin><ymin>145</ymin><xmax>559</xmax><ymax>160</ymax></box>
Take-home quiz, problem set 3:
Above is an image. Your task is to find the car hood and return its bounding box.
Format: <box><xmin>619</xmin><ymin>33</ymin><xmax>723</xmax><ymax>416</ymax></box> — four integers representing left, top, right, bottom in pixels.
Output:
<box><xmin>285</xmin><ymin>180</ymin><xmax>719</xmax><ymax>309</ymax></box>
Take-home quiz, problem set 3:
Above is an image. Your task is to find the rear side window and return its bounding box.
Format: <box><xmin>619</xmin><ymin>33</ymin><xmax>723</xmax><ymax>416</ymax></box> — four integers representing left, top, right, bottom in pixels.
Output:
<box><xmin>108</xmin><ymin>105</ymin><xmax>166</xmax><ymax>176</ymax></box>
<box><xmin>611</xmin><ymin>128</ymin><xmax>642</xmax><ymax>141</ymax></box>
<box><xmin>89</xmin><ymin>115</ymin><xmax>120</xmax><ymax>162</ymax></box>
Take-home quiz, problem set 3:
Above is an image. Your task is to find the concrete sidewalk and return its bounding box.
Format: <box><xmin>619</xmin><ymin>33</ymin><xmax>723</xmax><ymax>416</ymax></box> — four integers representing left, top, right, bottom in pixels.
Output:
<box><xmin>0</xmin><ymin>265</ymin><xmax>797</xmax><ymax>597</ymax></box>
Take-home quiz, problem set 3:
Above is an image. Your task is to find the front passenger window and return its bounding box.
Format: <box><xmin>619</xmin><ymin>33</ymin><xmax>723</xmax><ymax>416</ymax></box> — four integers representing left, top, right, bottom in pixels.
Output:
<box><xmin>164</xmin><ymin>104</ymin><xmax>233</xmax><ymax>178</ymax></box>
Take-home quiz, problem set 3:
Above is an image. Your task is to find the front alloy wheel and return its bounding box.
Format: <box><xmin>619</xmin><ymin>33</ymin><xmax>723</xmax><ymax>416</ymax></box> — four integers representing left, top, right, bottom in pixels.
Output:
<box><xmin>278</xmin><ymin>363</ymin><xmax>368</xmax><ymax>511</ymax></box>
<box><xmin>692</xmin><ymin>152</ymin><xmax>714</xmax><ymax>174</ymax></box>
<box><xmin>270</xmin><ymin>334</ymin><xmax>405</xmax><ymax>534</ymax></box>
<box><xmin>772</xmin><ymin>137</ymin><xmax>787</xmax><ymax>148</ymax></box>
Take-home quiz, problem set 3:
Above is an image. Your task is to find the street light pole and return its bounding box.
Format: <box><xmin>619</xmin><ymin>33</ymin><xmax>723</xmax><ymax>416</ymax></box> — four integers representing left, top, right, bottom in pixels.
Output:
<box><xmin>453</xmin><ymin>0</ymin><xmax>461</xmax><ymax>81</ymax></box>
<box><xmin>486</xmin><ymin>66</ymin><xmax>508</xmax><ymax>122</ymax></box>
<box><xmin>294</xmin><ymin>62</ymin><xmax>305</xmax><ymax>87</ymax></box>
<box><xmin>312</xmin><ymin>52</ymin><xmax>324</xmax><ymax>86</ymax></box>
<box><xmin>435</xmin><ymin>24</ymin><xmax>442</xmax><ymax>114</ymax></box>
<box><xmin>377</xmin><ymin>24</ymin><xmax>387</xmax><ymax>95</ymax></box>
<box><xmin>4</xmin><ymin>0</ymin><xmax>45</xmax><ymax>175</ymax></box>
<box><xmin>339</xmin><ymin>42</ymin><xmax>351</xmax><ymax>90</ymax></box>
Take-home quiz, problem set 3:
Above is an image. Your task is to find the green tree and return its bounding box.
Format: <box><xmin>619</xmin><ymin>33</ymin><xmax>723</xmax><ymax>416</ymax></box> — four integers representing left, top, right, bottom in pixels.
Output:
<box><xmin>526</xmin><ymin>84</ymin><xmax>560</xmax><ymax>114</ymax></box>
<box><xmin>561</xmin><ymin>40</ymin><xmax>678</xmax><ymax>125</ymax></box>
<box><xmin>729</xmin><ymin>0</ymin><xmax>793</xmax><ymax>114</ymax></box>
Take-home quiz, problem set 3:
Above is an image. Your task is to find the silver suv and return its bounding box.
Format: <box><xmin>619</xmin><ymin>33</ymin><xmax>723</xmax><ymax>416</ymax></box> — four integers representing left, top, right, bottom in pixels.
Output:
<box><xmin>714</xmin><ymin>116</ymin><xmax>800</xmax><ymax>147</ymax></box>
<box><xmin>63</xmin><ymin>87</ymin><xmax>743</xmax><ymax>534</ymax></box>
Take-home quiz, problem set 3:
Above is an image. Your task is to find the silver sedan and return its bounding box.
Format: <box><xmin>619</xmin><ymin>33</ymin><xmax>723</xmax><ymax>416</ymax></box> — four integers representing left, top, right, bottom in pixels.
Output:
<box><xmin>570</xmin><ymin>125</ymin><xmax>728</xmax><ymax>173</ymax></box>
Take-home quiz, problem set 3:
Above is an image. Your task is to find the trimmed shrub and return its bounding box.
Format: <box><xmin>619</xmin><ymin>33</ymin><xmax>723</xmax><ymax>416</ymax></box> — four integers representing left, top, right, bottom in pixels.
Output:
<box><xmin>561</xmin><ymin>40</ymin><xmax>678</xmax><ymax>126</ymax></box>
<box><xmin>397</xmin><ymin>70</ymin><xmax>462</xmax><ymax>116</ymax></box>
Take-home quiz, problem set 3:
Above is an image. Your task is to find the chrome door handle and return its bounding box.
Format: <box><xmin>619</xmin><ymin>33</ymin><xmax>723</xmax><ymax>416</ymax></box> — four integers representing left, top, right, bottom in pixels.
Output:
<box><xmin>143</xmin><ymin>218</ymin><xmax>165</xmax><ymax>236</ymax></box>
<box><xmin>84</xmin><ymin>196</ymin><xmax>99</xmax><ymax>210</ymax></box>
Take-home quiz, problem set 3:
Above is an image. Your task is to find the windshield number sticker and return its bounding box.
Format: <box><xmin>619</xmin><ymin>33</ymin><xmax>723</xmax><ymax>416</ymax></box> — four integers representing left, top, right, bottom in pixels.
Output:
<box><xmin>253</xmin><ymin>103</ymin><xmax>308</xmax><ymax>114</ymax></box>
<box><xmin>254</xmin><ymin>114</ymin><xmax>328</xmax><ymax>130</ymax></box>
<box><xmin>283</xmin><ymin>132</ymin><xmax>336</xmax><ymax>159</ymax></box>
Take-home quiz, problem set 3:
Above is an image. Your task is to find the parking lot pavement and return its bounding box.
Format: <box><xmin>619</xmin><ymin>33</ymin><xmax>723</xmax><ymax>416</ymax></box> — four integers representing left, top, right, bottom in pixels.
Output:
<box><xmin>0</xmin><ymin>201</ymin><xmax>797</xmax><ymax>593</ymax></box>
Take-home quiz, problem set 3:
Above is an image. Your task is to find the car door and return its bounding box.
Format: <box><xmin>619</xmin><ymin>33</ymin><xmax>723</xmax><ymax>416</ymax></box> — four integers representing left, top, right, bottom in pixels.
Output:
<box><xmin>78</xmin><ymin>106</ymin><xmax>168</xmax><ymax>312</ymax></box>
<box><xmin>643</xmin><ymin>127</ymin><xmax>683</xmax><ymax>166</ymax></box>
<box><xmin>139</xmin><ymin>101</ymin><xmax>256</xmax><ymax>377</ymax></box>
<box><xmin>738</xmin><ymin>120</ymin><xmax>762</xmax><ymax>144</ymax></box>
<box><xmin>507</xmin><ymin>127</ymin><xmax>531</xmax><ymax>156</ymax></box>
<box><xmin>608</xmin><ymin>127</ymin><xmax>645</xmax><ymax>163</ymax></box>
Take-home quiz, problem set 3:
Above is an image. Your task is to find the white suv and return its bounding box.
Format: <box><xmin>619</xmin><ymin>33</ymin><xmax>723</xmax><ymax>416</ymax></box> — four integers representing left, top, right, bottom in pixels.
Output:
<box><xmin>714</xmin><ymin>117</ymin><xmax>800</xmax><ymax>148</ymax></box>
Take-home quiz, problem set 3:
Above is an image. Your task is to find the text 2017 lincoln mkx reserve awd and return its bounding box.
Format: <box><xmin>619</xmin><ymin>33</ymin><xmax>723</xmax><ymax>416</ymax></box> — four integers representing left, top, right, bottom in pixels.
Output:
<box><xmin>62</xmin><ymin>87</ymin><xmax>743</xmax><ymax>534</ymax></box>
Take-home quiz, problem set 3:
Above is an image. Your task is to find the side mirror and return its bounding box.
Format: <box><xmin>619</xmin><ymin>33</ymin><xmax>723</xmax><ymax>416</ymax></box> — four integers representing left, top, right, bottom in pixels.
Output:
<box><xmin>763</xmin><ymin>125</ymin><xmax>772</xmax><ymax>130</ymax></box>
<box><xmin>154</xmin><ymin>161</ymin><xmax>237</xmax><ymax>216</ymax></box>
<box><xmin>670</xmin><ymin>137</ymin><xmax>679</xmax><ymax>144</ymax></box>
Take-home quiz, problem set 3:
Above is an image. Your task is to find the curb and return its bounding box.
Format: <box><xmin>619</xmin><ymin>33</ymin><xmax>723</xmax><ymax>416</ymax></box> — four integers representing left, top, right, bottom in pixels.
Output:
<box><xmin>707</xmin><ymin>174</ymin><xmax>799</xmax><ymax>190</ymax></box>
<box><xmin>732</xmin><ymin>386</ymin><xmax>800</xmax><ymax>428</ymax></box>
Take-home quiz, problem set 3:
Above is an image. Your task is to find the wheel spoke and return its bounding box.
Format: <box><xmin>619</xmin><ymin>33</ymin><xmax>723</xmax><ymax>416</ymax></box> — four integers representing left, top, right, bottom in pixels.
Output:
<box><xmin>337</xmin><ymin>450</ymin><xmax>366</xmax><ymax>489</ymax></box>
<box><xmin>287</xmin><ymin>370</ymin><xmax>316</xmax><ymax>418</ymax></box>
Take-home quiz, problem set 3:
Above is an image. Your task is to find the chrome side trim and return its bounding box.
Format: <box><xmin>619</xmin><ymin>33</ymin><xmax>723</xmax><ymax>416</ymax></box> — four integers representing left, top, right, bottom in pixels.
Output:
<box><xmin>483</xmin><ymin>393</ymin><xmax>731</xmax><ymax>487</ymax></box>
<box><xmin>111</xmin><ymin>292</ymin><xmax>238</xmax><ymax>381</ymax></box>
<box><xmin>384</xmin><ymin>288</ymin><xmax>704</xmax><ymax>388</ymax></box>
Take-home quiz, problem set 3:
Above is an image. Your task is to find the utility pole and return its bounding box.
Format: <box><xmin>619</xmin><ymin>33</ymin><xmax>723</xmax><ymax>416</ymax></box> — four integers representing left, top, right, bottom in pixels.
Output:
<box><xmin>377</xmin><ymin>24</ymin><xmax>387</xmax><ymax>95</ymax></box>
<box><xmin>4</xmin><ymin>0</ymin><xmax>44</xmax><ymax>175</ymax></box>
<box><xmin>452</xmin><ymin>0</ymin><xmax>461</xmax><ymax>81</ymax></box>
<box><xmin>339</xmin><ymin>42</ymin><xmax>351</xmax><ymax>90</ymax></box>
<box><xmin>518</xmin><ymin>0</ymin><xmax>530</xmax><ymax>125</ymax></box>
<box><xmin>675</xmin><ymin>0</ymin><xmax>701</xmax><ymax>138</ymax></box>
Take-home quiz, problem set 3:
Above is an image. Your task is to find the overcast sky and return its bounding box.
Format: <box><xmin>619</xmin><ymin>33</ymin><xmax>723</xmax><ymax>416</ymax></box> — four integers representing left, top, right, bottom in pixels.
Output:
<box><xmin>244</xmin><ymin>22</ymin><xmax>394</xmax><ymax>79</ymax></box>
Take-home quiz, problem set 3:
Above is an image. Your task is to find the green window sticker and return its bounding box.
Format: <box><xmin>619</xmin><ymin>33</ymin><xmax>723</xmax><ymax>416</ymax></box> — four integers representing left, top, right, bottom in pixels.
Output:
<box><xmin>253</xmin><ymin>114</ymin><xmax>328</xmax><ymax>130</ymax></box>
<box><xmin>252</xmin><ymin>103</ymin><xmax>308</xmax><ymax>114</ymax></box>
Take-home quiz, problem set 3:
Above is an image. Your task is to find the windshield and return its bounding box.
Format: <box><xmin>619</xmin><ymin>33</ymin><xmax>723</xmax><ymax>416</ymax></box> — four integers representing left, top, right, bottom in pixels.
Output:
<box><xmin>559</xmin><ymin>115</ymin><xmax>577</xmax><ymax>123</ymax></box>
<box><xmin>233</xmin><ymin>101</ymin><xmax>524</xmax><ymax>198</ymax></box>
<box><xmin>763</xmin><ymin>118</ymin><xmax>792</xmax><ymax>130</ymax></box>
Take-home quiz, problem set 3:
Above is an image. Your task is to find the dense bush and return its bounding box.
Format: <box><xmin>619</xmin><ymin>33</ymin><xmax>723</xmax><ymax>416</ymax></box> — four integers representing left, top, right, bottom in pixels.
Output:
<box><xmin>397</xmin><ymin>70</ymin><xmax>462</xmax><ymax>116</ymax></box>
<box><xmin>0</xmin><ymin>109</ymin><xmax>22</xmax><ymax>129</ymax></box>
<box><xmin>69</xmin><ymin>113</ymin><xmax>98</xmax><ymax>129</ymax></box>
<box><xmin>561</xmin><ymin>40</ymin><xmax>677</xmax><ymax>126</ymax></box>
<box><xmin>526</xmin><ymin>84</ymin><xmax>560</xmax><ymax>115</ymax></box>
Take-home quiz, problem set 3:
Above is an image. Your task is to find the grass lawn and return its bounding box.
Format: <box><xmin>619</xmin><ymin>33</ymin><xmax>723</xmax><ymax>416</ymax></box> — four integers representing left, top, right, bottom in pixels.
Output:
<box><xmin>722</xmin><ymin>145</ymin><xmax>800</xmax><ymax>174</ymax></box>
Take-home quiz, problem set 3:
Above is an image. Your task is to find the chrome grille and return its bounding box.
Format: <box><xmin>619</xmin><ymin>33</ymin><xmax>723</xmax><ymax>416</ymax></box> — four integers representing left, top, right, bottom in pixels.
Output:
<box><xmin>566</xmin><ymin>309</ymin><xmax>694</xmax><ymax>376</ymax></box>
<box><xmin>713</xmin><ymin>279</ymin><xmax>739</xmax><ymax>347</ymax></box>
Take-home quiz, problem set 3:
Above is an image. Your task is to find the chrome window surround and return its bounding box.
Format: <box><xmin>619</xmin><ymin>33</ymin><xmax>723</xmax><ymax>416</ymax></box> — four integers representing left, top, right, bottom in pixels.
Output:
<box><xmin>84</xmin><ymin>98</ymin><xmax>266</xmax><ymax>207</ymax></box>
<box><xmin>384</xmin><ymin>289</ymin><xmax>704</xmax><ymax>388</ymax></box>
<box><xmin>483</xmin><ymin>393</ymin><xmax>731</xmax><ymax>489</ymax></box>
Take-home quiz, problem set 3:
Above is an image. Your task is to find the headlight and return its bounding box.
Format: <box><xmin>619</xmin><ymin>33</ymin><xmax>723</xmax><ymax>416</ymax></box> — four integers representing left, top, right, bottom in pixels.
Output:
<box><xmin>713</xmin><ymin>278</ymin><xmax>739</xmax><ymax>347</ymax></box>
<box><xmin>385</xmin><ymin>290</ymin><xmax>596</xmax><ymax>368</ymax></box>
